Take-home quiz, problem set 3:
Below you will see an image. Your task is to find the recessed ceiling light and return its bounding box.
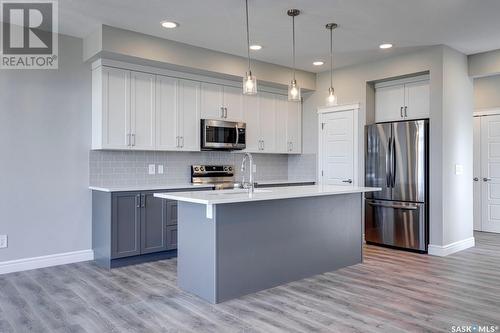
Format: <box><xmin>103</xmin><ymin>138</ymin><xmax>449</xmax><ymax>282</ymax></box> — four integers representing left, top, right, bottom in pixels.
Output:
<box><xmin>313</xmin><ymin>61</ymin><xmax>324</xmax><ymax>66</ymax></box>
<box><xmin>161</xmin><ymin>21</ymin><xmax>179</xmax><ymax>29</ymax></box>
<box><xmin>249</xmin><ymin>45</ymin><xmax>262</xmax><ymax>50</ymax></box>
<box><xmin>379</xmin><ymin>43</ymin><xmax>393</xmax><ymax>49</ymax></box>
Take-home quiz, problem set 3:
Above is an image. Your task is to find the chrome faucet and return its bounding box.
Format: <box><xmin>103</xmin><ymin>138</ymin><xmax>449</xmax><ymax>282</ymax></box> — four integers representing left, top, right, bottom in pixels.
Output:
<box><xmin>240</xmin><ymin>152</ymin><xmax>254</xmax><ymax>193</ymax></box>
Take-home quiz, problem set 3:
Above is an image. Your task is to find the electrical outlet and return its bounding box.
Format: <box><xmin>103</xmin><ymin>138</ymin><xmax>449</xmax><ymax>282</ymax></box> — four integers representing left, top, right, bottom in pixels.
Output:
<box><xmin>148</xmin><ymin>164</ymin><xmax>156</xmax><ymax>175</ymax></box>
<box><xmin>455</xmin><ymin>164</ymin><xmax>464</xmax><ymax>175</ymax></box>
<box><xmin>0</xmin><ymin>235</ymin><xmax>7</xmax><ymax>249</ymax></box>
<box><xmin>158</xmin><ymin>165</ymin><xmax>164</xmax><ymax>174</ymax></box>
<box><xmin>252</xmin><ymin>164</ymin><xmax>257</xmax><ymax>173</ymax></box>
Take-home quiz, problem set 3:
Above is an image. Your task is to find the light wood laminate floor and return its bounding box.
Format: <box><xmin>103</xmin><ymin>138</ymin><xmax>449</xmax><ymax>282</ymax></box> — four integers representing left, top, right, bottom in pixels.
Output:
<box><xmin>0</xmin><ymin>232</ymin><xmax>499</xmax><ymax>333</ymax></box>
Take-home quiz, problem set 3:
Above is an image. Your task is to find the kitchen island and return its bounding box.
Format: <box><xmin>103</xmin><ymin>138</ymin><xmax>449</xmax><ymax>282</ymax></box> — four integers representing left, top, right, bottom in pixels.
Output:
<box><xmin>154</xmin><ymin>185</ymin><xmax>379</xmax><ymax>303</ymax></box>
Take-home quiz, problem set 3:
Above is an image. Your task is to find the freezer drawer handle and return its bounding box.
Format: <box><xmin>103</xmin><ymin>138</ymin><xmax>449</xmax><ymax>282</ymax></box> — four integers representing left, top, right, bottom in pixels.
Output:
<box><xmin>367</xmin><ymin>201</ymin><xmax>418</xmax><ymax>210</ymax></box>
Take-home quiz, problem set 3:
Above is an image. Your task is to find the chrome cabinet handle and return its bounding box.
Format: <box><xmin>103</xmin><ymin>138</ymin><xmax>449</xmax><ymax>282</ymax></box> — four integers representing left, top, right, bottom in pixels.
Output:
<box><xmin>404</xmin><ymin>106</ymin><xmax>408</xmax><ymax>117</ymax></box>
<box><xmin>136</xmin><ymin>194</ymin><xmax>141</xmax><ymax>208</ymax></box>
<box><xmin>176</xmin><ymin>136</ymin><xmax>179</xmax><ymax>147</ymax></box>
<box><xmin>224</xmin><ymin>107</ymin><xmax>228</xmax><ymax>118</ymax></box>
<box><xmin>262</xmin><ymin>140</ymin><xmax>265</xmax><ymax>151</ymax></box>
<box><xmin>220</xmin><ymin>107</ymin><xmax>224</xmax><ymax>118</ymax></box>
<box><xmin>400</xmin><ymin>107</ymin><xmax>403</xmax><ymax>118</ymax></box>
<box><xmin>483</xmin><ymin>177</ymin><xmax>492</xmax><ymax>182</ymax></box>
<box><xmin>127</xmin><ymin>133</ymin><xmax>131</xmax><ymax>146</ymax></box>
<box><xmin>131</xmin><ymin>134</ymin><xmax>136</xmax><ymax>146</ymax></box>
<box><xmin>342</xmin><ymin>179</ymin><xmax>353</xmax><ymax>184</ymax></box>
<box><xmin>181</xmin><ymin>136</ymin><xmax>184</xmax><ymax>148</ymax></box>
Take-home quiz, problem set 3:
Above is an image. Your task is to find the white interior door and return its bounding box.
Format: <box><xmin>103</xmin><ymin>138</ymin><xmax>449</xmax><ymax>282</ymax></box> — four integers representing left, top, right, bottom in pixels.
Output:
<box><xmin>320</xmin><ymin>110</ymin><xmax>354</xmax><ymax>186</ymax></box>
<box><xmin>473</xmin><ymin>116</ymin><xmax>482</xmax><ymax>231</ymax></box>
<box><xmin>481</xmin><ymin>115</ymin><xmax>500</xmax><ymax>233</ymax></box>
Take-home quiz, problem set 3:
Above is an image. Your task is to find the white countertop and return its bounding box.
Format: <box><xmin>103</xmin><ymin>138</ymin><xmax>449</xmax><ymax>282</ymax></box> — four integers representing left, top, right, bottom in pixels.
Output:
<box><xmin>89</xmin><ymin>184</ymin><xmax>215</xmax><ymax>192</ymax></box>
<box><xmin>154</xmin><ymin>185</ymin><xmax>381</xmax><ymax>205</ymax></box>
<box><xmin>255</xmin><ymin>179</ymin><xmax>316</xmax><ymax>186</ymax></box>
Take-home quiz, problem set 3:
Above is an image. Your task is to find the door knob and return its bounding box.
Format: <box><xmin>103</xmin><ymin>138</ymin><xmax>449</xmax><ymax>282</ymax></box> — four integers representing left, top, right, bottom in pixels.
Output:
<box><xmin>483</xmin><ymin>177</ymin><xmax>492</xmax><ymax>182</ymax></box>
<box><xmin>473</xmin><ymin>177</ymin><xmax>479</xmax><ymax>181</ymax></box>
<box><xmin>342</xmin><ymin>179</ymin><xmax>353</xmax><ymax>184</ymax></box>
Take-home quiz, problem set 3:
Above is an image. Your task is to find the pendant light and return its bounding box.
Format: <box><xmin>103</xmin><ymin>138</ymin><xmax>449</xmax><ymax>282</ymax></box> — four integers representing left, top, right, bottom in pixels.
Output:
<box><xmin>287</xmin><ymin>9</ymin><xmax>301</xmax><ymax>102</ymax></box>
<box><xmin>242</xmin><ymin>0</ymin><xmax>257</xmax><ymax>95</ymax></box>
<box><xmin>326</xmin><ymin>23</ymin><xmax>338</xmax><ymax>106</ymax></box>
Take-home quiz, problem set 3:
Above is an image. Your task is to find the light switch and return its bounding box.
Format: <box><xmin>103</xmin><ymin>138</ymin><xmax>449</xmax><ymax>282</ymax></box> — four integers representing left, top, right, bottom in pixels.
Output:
<box><xmin>158</xmin><ymin>165</ymin><xmax>164</xmax><ymax>174</ymax></box>
<box><xmin>148</xmin><ymin>164</ymin><xmax>156</xmax><ymax>175</ymax></box>
<box><xmin>455</xmin><ymin>164</ymin><xmax>464</xmax><ymax>175</ymax></box>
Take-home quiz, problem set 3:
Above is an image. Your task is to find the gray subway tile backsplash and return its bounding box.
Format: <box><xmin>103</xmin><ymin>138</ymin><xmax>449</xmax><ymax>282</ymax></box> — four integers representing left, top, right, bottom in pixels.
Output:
<box><xmin>89</xmin><ymin>150</ymin><xmax>290</xmax><ymax>187</ymax></box>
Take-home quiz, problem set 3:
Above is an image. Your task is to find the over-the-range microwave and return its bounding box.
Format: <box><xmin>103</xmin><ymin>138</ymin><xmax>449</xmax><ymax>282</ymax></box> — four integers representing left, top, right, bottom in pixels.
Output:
<box><xmin>201</xmin><ymin>119</ymin><xmax>246</xmax><ymax>151</ymax></box>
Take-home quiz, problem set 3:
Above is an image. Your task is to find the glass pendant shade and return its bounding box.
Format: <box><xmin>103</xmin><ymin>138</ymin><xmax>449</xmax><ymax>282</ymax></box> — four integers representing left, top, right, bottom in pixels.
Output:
<box><xmin>326</xmin><ymin>87</ymin><xmax>337</xmax><ymax>106</ymax></box>
<box><xmin>243</xmin><ymin>71</ymin><xmax>257</xmax><ymax>95</ymax></box>
<box><xmin>288</xmin><ymin>79</ymin><xmax>301</xmax><ymax>102</ymax></box>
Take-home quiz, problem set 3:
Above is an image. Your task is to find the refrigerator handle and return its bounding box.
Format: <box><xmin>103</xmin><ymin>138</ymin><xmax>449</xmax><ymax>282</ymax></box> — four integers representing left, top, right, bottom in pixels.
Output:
<box><xmin>386</xmin><ymin>138</ymin><xmax>392</xmax><ymax>188</ymax></box>
<box><xmin>392</xmin><ymin>136</ymin><xmax>397</xmax><ymax>188</ymax></box>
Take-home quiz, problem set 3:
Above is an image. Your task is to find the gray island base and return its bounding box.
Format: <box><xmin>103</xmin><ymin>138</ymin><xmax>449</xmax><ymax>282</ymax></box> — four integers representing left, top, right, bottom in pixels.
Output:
<box><xmin>155</xmin><ymin>185</ymin><xmax>379</xmax><ymax>303</ymax></box>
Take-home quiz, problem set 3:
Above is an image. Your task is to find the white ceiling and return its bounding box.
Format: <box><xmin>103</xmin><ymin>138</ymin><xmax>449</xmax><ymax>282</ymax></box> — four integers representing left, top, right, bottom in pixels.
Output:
<box><xmin>59</xmin><ymin>0</ymin><xmax>500</xmax><ymax>73</ymax></box>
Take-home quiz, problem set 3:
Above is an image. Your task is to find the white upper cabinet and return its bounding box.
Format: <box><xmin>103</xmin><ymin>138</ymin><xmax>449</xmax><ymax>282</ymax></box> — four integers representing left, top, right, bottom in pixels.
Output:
<box><xmin>201</xmin><ymin>83</ymin><xmax>243</xmax><ymax>121</ymax></box>
<box><xmin>258</xmin><ymin>92</ymin><xmax>277</xmax><ymax>153</ymax></box>
<box><xmin>177</xmin><ymin>79</ymin><xmax>201</xmax><ymax>151</ymax></box>
<box><xmin>222</xmin><ymin>86</ymin><xmax>243</xmax><ymax>121</ymax></box>
<box><xmin>287</xmin><ymin>100</ymin><xmax>302</xmax><ymax>154</ymax></box>
<box><xmin>130</xmin><ymin>72</ymin><xmax>156</xmax><ymax>150</ymax></box>
<box><xmin>92</xmin><ymin>63</ymin><xmax>301</xmax><ymax>154</ymax></box>
<box><xmin>375</xmin><ymin>84</ymin><xmax>405</xmax><ymax>122</ymax></box>
<box><xmin>94</xmin><ymin>67</ymin><xmax>130</xmax><ymax>150</ymax></box>
<box><xmin>201</xmin><ymin>83</ymin><xmax>224</xmax><ymax>119</ymax></box>
<box><xmin>375</xmin><ymin>76</ymin><xmax>430</xmax><ymax>123</ymax></box>
<box><xmin>155</xmin><ymin>75</ymin><xmax>178</xmax><ymax>150</ymax></box>
<box><xmin>404</xmin><ymin>80</ymin><xmax>430</xmax><ymax>120</ymax></box>
<box><xmin>242</xmin><ymin>94</ymin><xmax>260</xmax><ymax>152</ymax></box>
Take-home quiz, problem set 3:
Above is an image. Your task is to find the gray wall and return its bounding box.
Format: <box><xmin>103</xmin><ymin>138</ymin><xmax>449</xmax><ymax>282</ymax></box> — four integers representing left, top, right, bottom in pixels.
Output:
<box><xmin>474</xmin><ymin>75</ymin><xmax>500</xmax><ymax>109</ymax></box>
<box><xmin>0</xmin><ymin>35</ymin><xmax>92</xmax><ymax>262</ymax></box>
<box><xmin>291</xmin><ymin>45</ymin><xmax>474</xmax><ymax>248</ymax></box>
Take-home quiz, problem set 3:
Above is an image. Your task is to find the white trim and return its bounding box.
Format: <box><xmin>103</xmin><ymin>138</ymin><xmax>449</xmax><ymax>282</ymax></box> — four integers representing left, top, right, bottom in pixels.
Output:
<box><xmin>318</xmin><ymin>104</ymin><xmax>360</xmax><ymax>187</ymax></box>
<box><xmin>428</xmin><ymin>237</ymin><xmax>475</xmax><ymax>257</ymax></box>
<box><xmin>318</xmin><ymin>103</ymin><xmax>360</xmax><ymax>114</ymax></box>
<box><xmin>0</xmin><ymin>250</ymin><xmax>94</xmax><ymax>275</ymax></box>
<box><xmin>374</xmin><ymin>74</ymin><xmax>430</xmax><ymax>89</ymax></box>
<box><xmin>474</xmin><ymin>107</ymin><xmax>500</xmax><ymax>117</ymax></box>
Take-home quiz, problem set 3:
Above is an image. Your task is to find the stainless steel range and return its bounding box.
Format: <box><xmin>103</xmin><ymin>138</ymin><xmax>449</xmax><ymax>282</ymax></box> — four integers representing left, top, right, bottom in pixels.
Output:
<box><xmin>191</xmin><ymin>165</ymin><xmax>236</xmax><ymax>190</ymax></box>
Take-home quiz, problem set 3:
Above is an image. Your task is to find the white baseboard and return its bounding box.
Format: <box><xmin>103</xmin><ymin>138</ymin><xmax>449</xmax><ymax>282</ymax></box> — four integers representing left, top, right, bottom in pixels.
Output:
<box><xmin>0</xmin><ymin>249</ymin><xmax>94</xmax><ymax>275</ymax></box>
<box><xmin>428</xmin><ymin>237</ymin><xmax>475</xmax><ymax>257</ymax></box>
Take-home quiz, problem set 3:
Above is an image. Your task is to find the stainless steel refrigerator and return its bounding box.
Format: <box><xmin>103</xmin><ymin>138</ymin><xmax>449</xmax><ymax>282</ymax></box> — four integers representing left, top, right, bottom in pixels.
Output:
<box><xmin>365</xmin><ymin>119</ymin><xmax>428</xmax><ymax>252</ymax></box>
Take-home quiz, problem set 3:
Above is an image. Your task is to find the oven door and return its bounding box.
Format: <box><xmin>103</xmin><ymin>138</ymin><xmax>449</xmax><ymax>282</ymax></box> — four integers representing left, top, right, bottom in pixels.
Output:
<box><xmin>202</xmin><ymin>120</ymin><xmax>245</xmax><ymax>150</ymax></box>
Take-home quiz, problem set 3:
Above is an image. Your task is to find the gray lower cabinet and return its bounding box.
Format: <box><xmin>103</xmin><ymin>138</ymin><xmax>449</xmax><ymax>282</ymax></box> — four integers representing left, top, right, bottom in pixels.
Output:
<box><xmin>93</xmin><ymin>189</ymin><xmax>186</xmax><ymax>268</ymax></box>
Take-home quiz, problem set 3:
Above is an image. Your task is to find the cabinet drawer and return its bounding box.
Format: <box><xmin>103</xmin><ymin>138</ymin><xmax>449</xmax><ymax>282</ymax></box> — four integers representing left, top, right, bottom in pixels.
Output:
<box><xmin>166</xmin><ymin>226</ymin><xmax>178</xmax><ymax>250</ymax></box>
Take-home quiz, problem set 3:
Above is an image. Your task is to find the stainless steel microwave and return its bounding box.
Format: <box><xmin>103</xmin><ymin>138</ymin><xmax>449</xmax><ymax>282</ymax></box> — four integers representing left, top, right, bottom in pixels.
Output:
<box><xmin>201</xmin><ymin>119</ymin><xmax>246</xmax><ymax>151</ymax></box>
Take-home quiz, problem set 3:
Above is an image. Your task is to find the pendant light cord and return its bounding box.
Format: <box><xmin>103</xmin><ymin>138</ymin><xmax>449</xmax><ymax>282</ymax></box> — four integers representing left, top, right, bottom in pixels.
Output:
<box><xmin>245</xmin><ymin>0</ymin><xmax>251</xmax><ymax>72</ymax></box>
<box><xmin>330</xmin><ymin>27</ymin><xmax>333</xmax><ymax>88</ymax></box>
<box><xmin>292</xmin><ymin>14</ymin><xmax>296</xmax><ymax>80</ymax></box>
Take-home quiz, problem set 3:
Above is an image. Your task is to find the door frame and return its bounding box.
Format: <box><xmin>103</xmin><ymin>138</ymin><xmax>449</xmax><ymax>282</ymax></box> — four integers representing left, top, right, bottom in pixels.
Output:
<box><xmin>317</xmin><ymin>103</ymin><xmax>360</xmax><ymax>186</ymax></box>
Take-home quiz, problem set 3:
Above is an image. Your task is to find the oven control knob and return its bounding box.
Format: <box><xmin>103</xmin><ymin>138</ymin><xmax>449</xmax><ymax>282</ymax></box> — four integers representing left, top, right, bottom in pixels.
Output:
<box><xmin>194</xmin><ymin>167</ymin><xmax>199</xmax><ymax>171</ymax></box>
<box><xmin>228</xmin><ymin>167</ymin><xmax>233</xmax><ymax>172</ymax></box>
<box><xmin>224</xmin><ymin>166</ymin><xmax>228</xmax><ymax>171</ymax></box>
<box><xmin>200</xmin><ymin>167</ymin><xmax>205</xmax><ymax>172</ymax></box>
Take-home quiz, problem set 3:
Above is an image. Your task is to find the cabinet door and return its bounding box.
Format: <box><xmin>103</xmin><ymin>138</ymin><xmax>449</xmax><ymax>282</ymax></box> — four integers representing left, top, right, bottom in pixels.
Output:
<box><xmin>243</xmin><ymin>94</ymin><xmax>260</xmax><ymax>152</ymax></box>
<box><xmin>111</xmin><ymin>193</ymin><xmax>141</xmax><ymax>259</ymax></box>
<box><xmin>178</xmin><ymin>79</ymin><xmax>201</xmax><ymax>151</ymax></box>
<box><xmin>130</xmin><ymin>72</ymin><xmax>155</xmax><ymax>150</ymax></box>
<box><xmin>375</xmin><ymin>84</ymin><xmax>405</xmax><ymax>122</ymax></box>
<box><xmin>259</xmin><ymin>92</ymin><xmax>277</xmax><ymax>153</ymax></box>
<box><xmin>275</xmin><ymin>95</ymin><xmax>288</xmax><ymax>153</ymax></box>
<box><xmin>102</xmin><ymin>67</ymin><xmax>130</xmax><ymax>149</ymax></box>
<box><xmin>156</xmin><ymin>75</ymin><xmax>178</xmax><ymax>150</ymax></box>
<box><xmin>223</xmin><ymin>86</ymin><xmax>244</xmax><ymax>121</ymax></box>
<box><xmin>166</xmin><ymin>200</ymin><xmax>178</xmax><ymax>226</ymax></box>
<box><xmin>201</xmin><ymin>83</ymin><xmax>224</xmax><ymax>120</ymax></box>
<box><xmin>141</xmin><ymin>193</ymin><xmax>168</xmax><ymax>254</ymax></box>
<box><xmin>287</xmin><ymin>100</ymin><xmax>302</xmax><ymax>154</ymax></box>
<box><xmin>404</xmin><ymin>80</ymin><xmax>430</xmax><ymax>120</ymax></box>
<box><xmin>166</xmin><ymin>226</ymin><xmax>178</xmax><ymax>250</ymax></box>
